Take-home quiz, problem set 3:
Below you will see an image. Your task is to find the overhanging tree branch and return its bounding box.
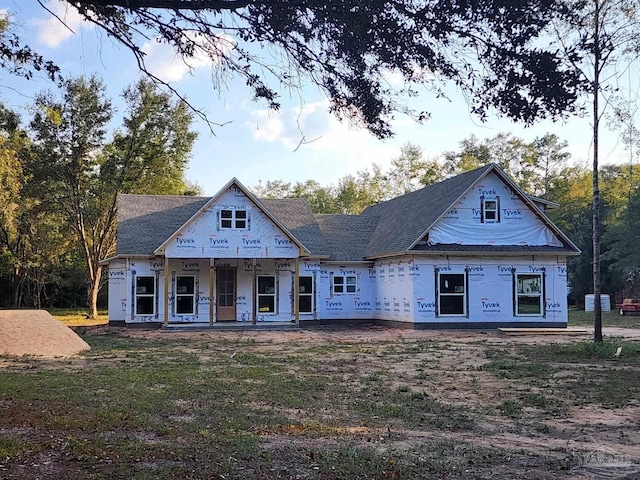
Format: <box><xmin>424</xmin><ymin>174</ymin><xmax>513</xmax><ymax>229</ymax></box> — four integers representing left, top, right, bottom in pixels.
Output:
<box><xmin>48</xmin><ymin>0</ymin><xmax>588</xmax><ymax>139</ymax></box>
<box><xmin>72</xmin><ymin>0</ymin><xmax>253</xmax><ymax>10</ymax></box>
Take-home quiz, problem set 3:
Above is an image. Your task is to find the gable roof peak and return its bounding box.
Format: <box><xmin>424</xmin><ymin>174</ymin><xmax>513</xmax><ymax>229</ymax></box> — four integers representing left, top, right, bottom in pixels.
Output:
<box><xmin>152</xmin><ymin>177</ymin><xmax>312</xmax><ymax>256</ymax></box>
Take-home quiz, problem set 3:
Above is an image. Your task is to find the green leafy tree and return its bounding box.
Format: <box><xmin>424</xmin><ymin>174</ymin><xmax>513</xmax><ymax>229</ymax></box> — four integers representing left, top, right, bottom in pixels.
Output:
<box><xmin>547</xmin><ymin>165</ymin><xmax>593</xmax><ymax>307</ymax></box>
<box><xmin>101</xmin><ymin>79</ymin><xmax>197</xmax><ymax>197</ymax></box>
<box><xmin>531</xmin><ymin>133</ymin><xmax>571</xmax><ymax>197</ymax></box>
<box><xmin>602</xmin><ymin>164</ymin><xmax>640</xmax><ymax>297</ymax></box>
<box><xmin>443</xmin><ymin>133</ymin><xmax>540</xmax><ymax>192</ymax></box>
<box><xmin>253</xmin><ymin>179</ymin><xmax>340</xmax><ymax>213</ymax></box>
<box><xmin>29</xmin><ymin>77</ymin><xmax>197</xmax><ymax>318</ymax></box>
<box><xmin>291</xmin><ymin>180</ymin><xmax>340</xmax><ymax>214</ymax></box>
<box><xmin>252</xmin><ymin>180</ymin><xmax>294</xmax><ymax>199</ymax></box>
<box><xmin>554</xmin><ymin>0</ymin><xmax>640</xmax><ymax>340</ymax></box>
<box><xmin>0</xmin><ymin>105</ymin><xmax>71</xmax><ymax>308</ymax></box>
<box><xmin>336</xmin><ymin>175</ymin><xmax>379</xmax><ymax>214</ymax></box>
<box><xmin>0</xmin><ymin>110</ymin><xmax>27</xmax><ymax>306</ymax></box>
<box><xmin>548</xmin><ymin>163</ymin><xmax>632</xmax><ymax>309</ymax></box>
<box><xmin>387</xmin><ymin>143</ymin><xmax>444</xmax><ymax>197</ymax></box>
<box><xmin>443</xmin><ymin>135</ymin><xmax>491</xmax><ymax>175</ymax></box>
<box><xmin>29</xmin><ymin>76</ymin><xmax>113</xmax><ymax>317</ymax></box>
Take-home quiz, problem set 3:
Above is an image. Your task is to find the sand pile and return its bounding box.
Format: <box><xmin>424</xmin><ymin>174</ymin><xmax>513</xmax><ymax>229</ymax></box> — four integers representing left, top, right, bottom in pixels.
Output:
<box><xmin>0</xmin><ymin>310</ymin><xmax>90</xmax><ymax>357</ymax></box>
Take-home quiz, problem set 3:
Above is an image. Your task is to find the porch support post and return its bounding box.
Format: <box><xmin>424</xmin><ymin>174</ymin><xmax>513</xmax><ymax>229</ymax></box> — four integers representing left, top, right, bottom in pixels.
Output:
<box><xmin>163</xmin><ymin>257</ymin><xmax>170</xmax><ymax>326</ymax></box>
<box><xmin>209</xmin><ymin>262</ymin><xmax>215</xmax><ymax>325</ymax></box>
<box><xmin>294</xmin><ymin>258</ymin><xmax>300</xmax><ymax>325</ymax></box>
<box><xmin>252</xmin><ymin>258</ymin><xmax>257</xmax><ymax>325</ymax></box>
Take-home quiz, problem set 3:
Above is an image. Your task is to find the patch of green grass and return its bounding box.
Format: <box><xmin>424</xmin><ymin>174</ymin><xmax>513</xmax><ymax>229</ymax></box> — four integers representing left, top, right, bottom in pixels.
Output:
<box><xmin>84</xmin><ymin>331</ymin><xmax>176</xmax><ymax>352</ymax></box>
<box><xmin>350</xmin><ymin>389</ymin><xmax>475</xmax><ymax>430</ymax></box>
<box><xmin>564</xmin><ymin>367</ymin><xmax>640</xmax><ymax>408</ymax></box>
<box><xmin>49</xmin><ymin>308</ymin><xmax>109</xmax><ymax>326</ymax></box>
<box><xmin>481</xmin><ymin>358</ymin><xmax>556</xmax><ymax>383</ymax></box>
<box><xmin>568</xmin><ymin>307</ymin><xmax>639</xmax><ymax>328</ymax></box>
<box><xmin>519</xmin><ymin>391</ymin><xmax>553</xmax><ymax>409</ymax></box>
<box><xmin>383</xmin><ymin>339</ymin><xmax>438</xmax><ymax>355</ymax></box>
<box><xmin>483</xmin><ymin>340</ymin><xmax>640</xmax><ymax>410</ymax></box>
<box><xmin>365</xmin><ymin>369</ymin><xmax>389</xmax><ymax>382</ymax></box>
<box><xmin>519</xmin><ymin>339</ymin><xmax>640</xmax><ymax>364</ymax></box>
<box><xmin>517</xmin><ymin>391</ymin><xmax>567</xmax><ymax>416</ymax></box>
<box><xmin>498</xmin><ymin>399</ymin><xmax>523</xmax><ymax>418</ymax></box>
<box><xmin>0</xmin><ymin>329</ymin><xmax>630</xmax><ymax>479</ymax></box>
<box><xmin>0</xmin><ymin>437</ymin><xmax>39</xmax><ymax>460</ymax></box>
<box><xmin>314</xmin><ymin>445</ymin><xmax>421</xmax><ymax>478</ymax></box>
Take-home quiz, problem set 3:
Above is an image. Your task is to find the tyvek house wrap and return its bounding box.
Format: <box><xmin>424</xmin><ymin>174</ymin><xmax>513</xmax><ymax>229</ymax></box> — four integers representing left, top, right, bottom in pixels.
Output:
<box><xmin>368</xmin><ymin>258</ymin><xmax>567</xmax><ymax>324</ymax></box>
<box><xmin>163</xmin><ymin>186</ymin><xmax>300</xmax><ymax>259</ymax></box>
<box><xmin>428</xmin><ymin>173</ymin><xmax>562</xmax><ymax>246</ymax></box>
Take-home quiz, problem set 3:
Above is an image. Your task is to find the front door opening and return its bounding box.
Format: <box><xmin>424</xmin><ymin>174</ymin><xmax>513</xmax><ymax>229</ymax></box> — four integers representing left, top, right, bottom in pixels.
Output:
<box><xmin>216</xmin><ymin>267</ymin><xmax>236</xmax><ymax>321</ymax></box>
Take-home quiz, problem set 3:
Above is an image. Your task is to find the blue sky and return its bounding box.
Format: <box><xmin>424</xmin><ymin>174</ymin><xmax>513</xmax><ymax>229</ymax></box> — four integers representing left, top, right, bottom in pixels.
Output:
<box><xmin>1</xmin><ymin>1</ymin><xmax>633</xmax><ymax>195</ymax></box>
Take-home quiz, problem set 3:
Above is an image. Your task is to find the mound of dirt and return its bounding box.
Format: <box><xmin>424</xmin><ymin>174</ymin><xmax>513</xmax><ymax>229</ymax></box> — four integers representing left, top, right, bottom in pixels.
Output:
<box><xmin>0</xmin><ymin>310</ymin><xmax>90</xmax><ymax>357</ymax></box>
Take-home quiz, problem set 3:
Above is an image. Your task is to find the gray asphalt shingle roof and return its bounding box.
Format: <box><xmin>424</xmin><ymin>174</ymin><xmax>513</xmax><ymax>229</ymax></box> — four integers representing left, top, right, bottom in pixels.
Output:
<box><xmin>259</xmin><ymin>198</ymin><xmax>331</xmax><ymax>257</ymax></box>
<box><xmin>117</xmin><ymin>194</ymin><xmax>333</xmax><ymax>257</ymax></box>
<box><xmin>117</xmin><ymin>194</ymin><xmax>209</xmax><ymax>255</ymax></box>
<box><xmin>314</xmin><ymin>214</ymin><xmax>379</xmax><ymax>261</ymax></box>
<box><xmin>115</xmin><ymin>165</ymin><xmax>578</xmax><ymax>260</ymax></box>
<box><xmin>360</xmin><ymin>166</ymin><xmax>493</xmax><ymax>257</ymax></box>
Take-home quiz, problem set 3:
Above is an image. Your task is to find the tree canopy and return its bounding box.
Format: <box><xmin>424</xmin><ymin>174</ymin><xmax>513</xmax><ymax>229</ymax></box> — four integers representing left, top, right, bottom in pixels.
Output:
<box><xmin>12</xmin><ymin>1</ymin><xmax>586</xmax><ymax>138</ymax></box>
<box><xmin>0</xmin><ymin>76</ymin><xmax>197</xmax><ymax>315</ymax></box>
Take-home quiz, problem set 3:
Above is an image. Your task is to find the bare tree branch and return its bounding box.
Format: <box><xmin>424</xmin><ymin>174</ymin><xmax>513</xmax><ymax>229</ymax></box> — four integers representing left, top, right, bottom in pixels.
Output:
<box><xmin>72</xmin><ymin>0</ymin><xmax>253</xmax><ymax>10</ymax></box>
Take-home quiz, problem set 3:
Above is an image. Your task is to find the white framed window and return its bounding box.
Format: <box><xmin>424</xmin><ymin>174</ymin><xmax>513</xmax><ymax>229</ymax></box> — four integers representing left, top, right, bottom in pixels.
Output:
<box><xmin>135</xmin><ymin>276</ymin><xmax>155</xmax><ymax>315</ymax></box>
<box><xmin>220</xmin><ymin>209</ymin><xmax>248</xmax><ymax>229</ymax></box>
<box><xmin>298</xmin><ymin>276</ymin><xmax>314</xmax><ymax>314</ymax></box>
<box><xmin>481</xmin><ymin>196</ymin><xmax>500</xmax><ymax>223</ymax></box>
<box><xmin>333</xmin><ymin>275</ymin><xmax>357</xmax><ymax>294</ymax></box>
<box><xmin>437</xmin><ymin>272</ymin><xmax>466</xmax><ymax>316</ymax></box>
<box><xmin>176</xmin><ymin>276</ymin><xmax>196</xmax><ymax>315</ymax></box>
<box><xmin>515</xmin><ymin>273</ymin><xmax>543</xmax><ymax>316</ymax></box>
<box><xmin>257</xmin><ymin>275</ymin><xmax>276</xmax><ymax>314</ymax></box>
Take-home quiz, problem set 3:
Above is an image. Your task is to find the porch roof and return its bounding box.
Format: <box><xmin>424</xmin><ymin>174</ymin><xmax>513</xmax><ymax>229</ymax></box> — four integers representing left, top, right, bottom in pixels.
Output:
<box><xmin>117</xmin><ymin>195</ymin><xmax>209</xmax><ymax>256</ymax></box>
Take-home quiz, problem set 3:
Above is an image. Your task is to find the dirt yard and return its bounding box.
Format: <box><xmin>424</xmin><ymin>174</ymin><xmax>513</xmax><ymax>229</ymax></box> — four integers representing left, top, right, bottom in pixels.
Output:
<box><xmin>1</xmin><ymin>325</ymin><xmax>639</xmax><ymax>479</ymax></box>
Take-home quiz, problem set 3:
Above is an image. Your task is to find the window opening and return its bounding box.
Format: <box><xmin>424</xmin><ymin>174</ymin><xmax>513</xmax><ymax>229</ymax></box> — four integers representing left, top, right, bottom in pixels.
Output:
<box><xmin>176</xmin><ymin>276</ymin><xmax>196</xmax><ymax>315</ymax></box>
<box><xmin>516</xmin><ymin>273</ymin><xmax>543</xmax><ymax>315</ymax></box>
<box><xmin>299</xmin><ymin>276</ymin><xmax>314</xmax><ymax>313</ymax></box>
<box><xmin>257</xmin><ymin>276</ymin><xmax>276</xmax><ymax>313</ymax></box>
<box><xmin>135</xmin><ymin>276</ymin><xmax>155</xmax><ymax>315</ymax></box>
<box><xmin>220</xmin><ymin>209</ymin><xmax>248</xmax><ymax>229</ymax></box>
<box><xmin>333</xmin><ymin>275</ymin><xmax>357</xmax><ymax>294</ymax></box>
<box><xmin>438</xmin><ymin>273</ymin><xmax>466</xmax><ymax>315</ymax></box>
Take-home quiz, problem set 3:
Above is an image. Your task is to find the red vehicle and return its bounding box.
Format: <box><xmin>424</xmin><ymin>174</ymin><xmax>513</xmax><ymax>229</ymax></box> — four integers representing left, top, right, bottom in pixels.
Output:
<box><xmin>617</xmin><ymin>298</ymin><xmax>640</xmax><ymax>316</ymax></box>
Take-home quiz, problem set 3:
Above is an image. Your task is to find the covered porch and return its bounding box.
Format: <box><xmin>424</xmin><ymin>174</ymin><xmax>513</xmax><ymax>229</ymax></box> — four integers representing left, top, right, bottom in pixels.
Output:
<box><xmin>156</xmin><ymin>257</ymin><xmax>305</xmax><ymax>326</ymax></box>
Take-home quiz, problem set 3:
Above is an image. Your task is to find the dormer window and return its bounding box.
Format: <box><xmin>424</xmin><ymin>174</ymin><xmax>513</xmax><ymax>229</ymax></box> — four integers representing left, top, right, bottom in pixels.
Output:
<box><xmin>481</xmin><ymin>196</ymin><xmax>500</xmax><ymax>223</ymax></box>
<box><xmin>220</xmin><ymin>209</ymin><xmax>248</xmax><ymax>230</ymax></box>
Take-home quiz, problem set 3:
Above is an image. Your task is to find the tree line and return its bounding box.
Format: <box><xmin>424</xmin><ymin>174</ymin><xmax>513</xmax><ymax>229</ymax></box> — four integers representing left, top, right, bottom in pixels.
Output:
<box><xmin>0</xmin><ymin>76</ymin><xmax>198</xmax><ymax>317</ymax></box>
<box><xmin>1</xmin><ymin>0</ymin><xmax>636</xmax><ymax>339</ymax></box>
<box><xmin>2</xmin><ymin>84</ymin><xmax>638</xmax><ymax>316</ymax></box>
<box><xmin>253</xmin><ymin>134</ymin><xmax>640</xmax><ymax>308</ymax></box>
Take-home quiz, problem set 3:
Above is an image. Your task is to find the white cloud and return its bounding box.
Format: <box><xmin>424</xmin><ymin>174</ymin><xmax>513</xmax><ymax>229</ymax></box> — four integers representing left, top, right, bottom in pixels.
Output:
<box><xmin>381</xmin><ymin>66</ymin><xmax>436</xmax><ymax>89</ymax></box>
<box><xmin>245</xmin><ymin>101</ymin><xmax>403</xmax><ymax>185</ymax></box>
<box><xmin>249</xmin><ymin>110</ymin><xmax>285</xmax><ymax>142</ymax></box>
<box><xmin>247</xmin><ymin>101</ymin><xmax>334</xmax><ymax>149</ymax></box>
<box><xmin>33</xmin><ymin>0</ymin><xmax>87</xmax><ymax>48</ymax></box>
<box><xmin>141</xmin><ymin>32</ymin><xmax>234</xmax><ymax>83</ymax></box>
<box><xmin>381</xmin><ymin>68</ymin><xmax>405</xmax><ymax>87</ymax></box>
